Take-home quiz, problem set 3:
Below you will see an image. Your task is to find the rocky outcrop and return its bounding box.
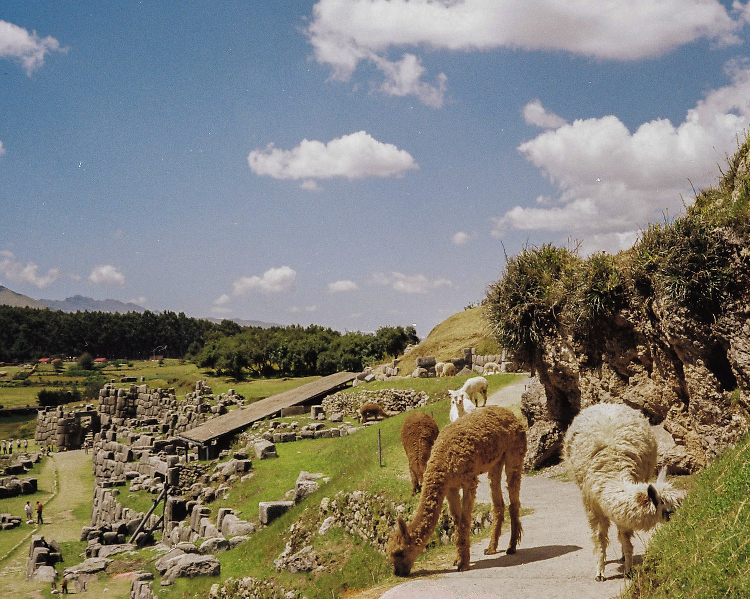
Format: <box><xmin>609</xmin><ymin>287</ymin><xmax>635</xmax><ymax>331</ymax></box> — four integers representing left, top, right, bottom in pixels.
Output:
<box><xmin>499</xmin><ymin>139</ymin><xmax>750</xmax><ymax>473</ymax></box>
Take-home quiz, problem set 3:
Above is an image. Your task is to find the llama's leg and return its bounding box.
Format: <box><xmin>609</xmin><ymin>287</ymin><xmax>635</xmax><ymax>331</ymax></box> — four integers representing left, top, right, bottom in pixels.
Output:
<box><xmin>445</xmin><ymin>487</ymin><xmax>462</xmax><ymax>541</ymax></box>
<box><xmin>484</xmin><ymin>460</ymin><xmax>505</xmax><ymax>555</ymax></box>
<box><xmin>504</xmin><ymin>452</ymin><xmax>524</xmax><ymax>554</ymax></box>
<box><xmin>617</xmin><ymin>528</ymin><xmax>634</xmax><ymax>577</ymax></box>
<box><xmin>585</xmin><ymin>506</ymin><xmax>609</xmax><ymax>581</ymax></box>
<box><xmin>455</xmin><ymin>477</ymin><xmax>478</xmax><ymax>571</ymax></box>
<box><xmin>480</xmin><ymin>388</ymin><xmax>487</xmax><ymax>406</ymax></box>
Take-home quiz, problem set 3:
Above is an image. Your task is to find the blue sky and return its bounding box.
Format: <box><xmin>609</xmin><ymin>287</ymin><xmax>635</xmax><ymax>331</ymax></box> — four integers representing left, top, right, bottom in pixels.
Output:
<box><xmin>2</xmin><ymin>1</ymin><xmax>750</xmax><ymax>338</ymax></box>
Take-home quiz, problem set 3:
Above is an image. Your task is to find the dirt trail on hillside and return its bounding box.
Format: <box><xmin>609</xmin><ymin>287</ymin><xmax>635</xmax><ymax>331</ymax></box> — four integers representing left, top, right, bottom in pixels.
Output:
<box><xmin>370</xmin><ymin>374</ymin><xmax>650</xmax><ymax>599</ymax></box>
<box><xmin>0</xmin><ymin>449</ymin><xmax>93</xmax><ymax>598</ymax></box>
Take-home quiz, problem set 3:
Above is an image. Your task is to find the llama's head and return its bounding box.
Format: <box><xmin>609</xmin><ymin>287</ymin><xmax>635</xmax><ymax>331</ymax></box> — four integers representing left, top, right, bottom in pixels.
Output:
<box><xmin>448</xmin><ymin>389</ymin><xmax>462</xmax><ymax>407</ymax></box>
<box><xmin>646</xmin><ymin>467</ymin><xmax>682</xmax><ymax>522</ymax></box>
<box><xmin>387</xmin><ymin>517</ymin><xmax>422</xmax><ymax>576</ymax></box>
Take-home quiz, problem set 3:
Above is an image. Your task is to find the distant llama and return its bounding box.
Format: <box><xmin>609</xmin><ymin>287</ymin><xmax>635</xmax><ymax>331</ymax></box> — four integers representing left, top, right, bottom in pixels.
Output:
<box><xmin>448</xmin><ymin>388</ymin><xmax>476</xmax><ymax>422</ymax></box>
<box><xmin>434</xmin><ymin>362</ymin><xmax>445</xmax><ymax>377</ymax></box>
<box><xmin>400</xmin><ymin>412</ymin><xmax>440</xmax><ymax>494</ymax></box>
<box><xmin>564</xmin><ymin>403</ymin><xmax>681</xmax><ymax>581</ymax></box>
<box><xmin>387</xmin><ymin>406</ymin><xmax>527</xmax><ymax>575</ymax></box>
<box><xmin>441</xmin><ymin>362</ymin><xmax>456</xmax><ymax>377</ymax></box>
<box><xmin>359</xmin><ymin>402</ymin><xmax>389</xmax><ymax>423</ymax></box>
<box><xmin>457</xmin><ymin>376</ymin><xmax>488</xmax><ymax>406</ymax></box>
<box><xmin>483</xmin><ymin>361</ymin><xmax>501</xmax><ymax>375</ymax></box>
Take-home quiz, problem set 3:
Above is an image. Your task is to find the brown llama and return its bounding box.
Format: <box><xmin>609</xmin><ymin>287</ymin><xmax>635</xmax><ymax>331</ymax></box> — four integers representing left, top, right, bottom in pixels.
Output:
<box><xmin>359</xmin><ymin>402</ymin><xmax>389</xmax><ymax>423</ymax></box>
<box><xmin>400</xmin><ymin>411</ymin><xmax>440</xmax><ymax>494</ymax></box>
<box><xmin>387</xmin><ymin>406</ymin><xmax>527</xmax><ymax>576</ymax></box>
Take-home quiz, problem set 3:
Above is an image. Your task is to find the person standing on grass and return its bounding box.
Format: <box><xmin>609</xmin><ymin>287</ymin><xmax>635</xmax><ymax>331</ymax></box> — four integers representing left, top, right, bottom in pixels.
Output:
<box><xmin>36</xmin><ymin>501</ymin><xmax>43</xmax><ymax>525</ymax></box>
<box><xmin>25</xmin><ymin>500</ymin><xmax>33</xmax><ymax>523</ymax></box>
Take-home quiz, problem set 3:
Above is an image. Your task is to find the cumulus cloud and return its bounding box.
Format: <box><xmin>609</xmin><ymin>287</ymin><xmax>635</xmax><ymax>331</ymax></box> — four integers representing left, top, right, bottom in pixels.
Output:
<box><xmin>248</xmin><ymin>131</ymin><xmax>418</xmax><ymax>181</ymax></box>
<box><xmin>0</xmin><ymin>250</ymin><xmax>60</xmax><ymax>288</ymax></box>
<box><xmin>307</xmin><ymin>0</ymin><xmax>748</xmax><ymax>106</ymax></box>
<box><xmin>232</xmin><ymin>266</ymin><xmax>297</xmax><ymax>295</ymax></box>
<box><xmin>492</xmin><ymin>61</ymin><xmax>750</xmax><ymax>254</ymax></box>
<box><xmin>371</xmin><ymin>271</ymin><xmax>453</xmax><ymax>294</ymax></box>
<box><xmin>327</xmin><ymin>279</ymin><xmax>359</xmax><ymax>293</ymax></box>
<box><xmin>451</xmin><ymin>231</ymin><xmax>474</xmax><ymax>246</ymax></box>
<box><xmin>89</xmin><ymin>265</ymin><xmax>126</xmax><ymax>287</ymax></box>
<box><xmin>0</xmin><ymin>19</ymin><xmax>65</xmax><ymax>74</ymax></box>
<box><xmin>523</xmin><ymin>100</ymin><xmax>567</xmax><ymax>129</ymax></box>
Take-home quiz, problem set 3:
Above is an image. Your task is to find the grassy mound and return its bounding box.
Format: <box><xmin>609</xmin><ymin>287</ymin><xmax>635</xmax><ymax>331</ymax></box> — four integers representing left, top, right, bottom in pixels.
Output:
<box><xmin>396</xmin><ymin>307</ymin><xmax>500</xmax><ymax>375</ymax></box>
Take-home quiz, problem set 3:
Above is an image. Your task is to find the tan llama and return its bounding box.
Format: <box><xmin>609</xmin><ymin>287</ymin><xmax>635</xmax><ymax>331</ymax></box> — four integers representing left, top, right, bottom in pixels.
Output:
<box><xmin>387</xmin><ymin>406</ymin><xmax>527</xmax><ymax>575</ymax></box>
<box><xmin>400</xmin><ymin>411</ymin><xmax>439</xmax><ymax>494</ymax></box>
<box><xmin>359</xmin><ymin>402</ymin><xmax>389</xmax><ymax>423</ymax></box>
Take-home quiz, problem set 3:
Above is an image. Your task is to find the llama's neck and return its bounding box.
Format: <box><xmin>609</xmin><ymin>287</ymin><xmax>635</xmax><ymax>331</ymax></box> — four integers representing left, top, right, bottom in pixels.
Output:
<box><xmin>407</xmin><ymin>470</ymin><xmax>447</xmax><ymax>546</ymax></box>
<box><xmin>597</xmin><ymin>477</ymin><xmax>659</xmax><ymax>530</ymax></box>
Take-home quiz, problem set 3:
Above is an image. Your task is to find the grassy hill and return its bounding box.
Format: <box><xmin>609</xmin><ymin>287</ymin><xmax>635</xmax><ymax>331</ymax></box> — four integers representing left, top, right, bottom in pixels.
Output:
<box><xmin>395</xmin><ymin>306</ymin><xmax>501</xmax><ymax>375</ymax></box>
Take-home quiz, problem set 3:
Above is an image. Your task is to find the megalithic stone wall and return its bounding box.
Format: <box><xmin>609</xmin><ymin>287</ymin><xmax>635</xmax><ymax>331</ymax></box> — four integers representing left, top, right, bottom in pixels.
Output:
<box><xmin>35</xmin><ymin>406</ymin><xmax>100</xmax><ymax>451</ymax></box>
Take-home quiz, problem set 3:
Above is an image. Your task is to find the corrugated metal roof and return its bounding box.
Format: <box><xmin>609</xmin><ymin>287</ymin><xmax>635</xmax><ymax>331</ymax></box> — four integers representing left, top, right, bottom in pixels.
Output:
<box><xmin>177</xmin><ymin>371</ymin><xmax>357</xmax><ymax>445</ymax></box>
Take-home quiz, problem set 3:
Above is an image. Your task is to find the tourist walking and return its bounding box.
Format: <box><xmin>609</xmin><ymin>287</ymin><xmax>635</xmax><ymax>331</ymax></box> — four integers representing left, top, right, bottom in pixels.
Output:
<box><xmin>25</xmin><ymin>500</ymin><xmax>33</xmax><ymax>523</ymax></box>
<box><xmin>36</xmin><ymin>501</ymin><xmax>43</xmax><ymax>525</ymax></box>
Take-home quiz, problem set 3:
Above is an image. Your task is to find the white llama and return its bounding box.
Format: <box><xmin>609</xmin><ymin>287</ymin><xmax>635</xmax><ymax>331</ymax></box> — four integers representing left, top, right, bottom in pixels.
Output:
<box><xmin>448</xmin><ymin>389</ymin><xmax>476</xmax><ymax>422</ymax></box>
<box><xmin>564</xmin><ymin>403</ymin><xmax>681</xmax><ymax>581</ymax></box>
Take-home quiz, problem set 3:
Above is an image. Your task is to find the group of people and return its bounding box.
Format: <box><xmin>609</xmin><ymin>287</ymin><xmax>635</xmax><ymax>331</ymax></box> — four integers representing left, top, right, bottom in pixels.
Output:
<box><xmin>24</xmin><ymin>500</ymin><xmax>44</xmax><ymax>525</ymax></box>
<box><xmin>0</xmin><ymin>438</ymin><xmax>27</xmax><ymax>454</ymax></box>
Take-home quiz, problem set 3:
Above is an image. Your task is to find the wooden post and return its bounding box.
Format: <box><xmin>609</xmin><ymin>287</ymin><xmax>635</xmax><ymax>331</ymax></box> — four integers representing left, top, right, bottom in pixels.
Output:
<box><xmin>378</xmin><ymin>429</ymin><xmax>382</xmax><ymax>467</ymax></box>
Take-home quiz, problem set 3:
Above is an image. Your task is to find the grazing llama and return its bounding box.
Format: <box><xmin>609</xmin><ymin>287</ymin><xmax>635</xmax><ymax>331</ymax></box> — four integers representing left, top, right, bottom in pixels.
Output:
<box><xmin>448</xmin><ymin>388</ymin><xmax>476</xmax><ymax>422</ymax></box>
<box><xmin>458</xmin><ymin>376</ymin><xmax>488</xmax><ymax>406</ymax></box>
<box><xmin>400</xmin><ymin>412</ymin><xmax>440</xmax><ymax>494</ymax></box>
<box><xmin>387</xmin><ymin>406</ymin><xmax>527</xmax><ymax>576</ymax></box>
<box><xmin>483</xmin><ymin>361</ymin><xmax>501</xmax><ymax>375</ymax></box>
<box><xmin>564</xmin><ymin>403</ymin><xmax>681</xmax><ymax>581</ymax></box>
<box><xmin>359</xmin><ymin>402</ymin><xmax>389</xmax><ymax>423</ymax></box>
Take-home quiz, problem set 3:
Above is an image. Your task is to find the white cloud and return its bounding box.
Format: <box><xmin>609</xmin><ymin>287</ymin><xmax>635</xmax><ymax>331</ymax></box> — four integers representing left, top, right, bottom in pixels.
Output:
<box><xmin>307</xmin><ymin>0</ymin><xmax>748</xmax><ymax>106</ymax></box>
<box><xmin>371</xmin><ymin>271</ymin><xmax>453</xmax><ymax>294</ymax></box>
<box><xmin>0</xmin><ymin>19</ymin><xmax>65</xmax><ymax>74</ymax></box>
<box><xmin>300</xmin><ymin>179</ymin><xmax>322</xmax><ymax>192</ymax></box>
<box><xmin>523</xmin><ymin>100</ymin><xmax>567</xmax><ymax>129</ymax></box>
<box><xmin>492</xmin><ymin>62</ymin><xmax>750</xmax><ymax>254</ymax></box>
<box><xmin>232</xmin><ymin>266</ymin><xmax>297</xmax><ymax>295</ymax></box>
<box><xmin>128</xmin><ymin>296</ymin><xmax>147</xmax><ymax>305</ymax></box>
<box><xmin>248</xmin><ymin>131</ymin><xmax>418</xmax><ymax>181</ymax></box>
<box><xmin>0</xmin><ymin>250</ymin><xmax>59</xmax><ymax>288</ymax></box>
<box><xmin>327</xmin><ymin>279</ymin><xmax>359</xmax><ymax>293</ymax></box>
<box><xmin>288</xmin><ymin>305</ymin><xmax>318</xmax><ymax>313</ymax></box>
<box><xmin>89</xmin><ymin>264</ymin><xmax>126</xmax><ymax>287</ymax></box>
<box><xmin>0</xmin><ymin>141</ymin><xmax>5</xmax><ymax>157</ymax></box>
<box><xmin>451</xmin><ymin>231</ymin><xmax>474</xmax><ymax>246</ymax></box>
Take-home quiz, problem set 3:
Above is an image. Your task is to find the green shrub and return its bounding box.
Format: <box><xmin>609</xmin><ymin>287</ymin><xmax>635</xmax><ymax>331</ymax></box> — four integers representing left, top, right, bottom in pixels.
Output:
<box><xmin>484</xmin><ymin>243</ymin><xmax>579</xmax><ymax>366</ymax></box>
<box><xmin>37</xmin><ymin>387</ymin><xmax>82</xmax><ymax>407</ymax></box>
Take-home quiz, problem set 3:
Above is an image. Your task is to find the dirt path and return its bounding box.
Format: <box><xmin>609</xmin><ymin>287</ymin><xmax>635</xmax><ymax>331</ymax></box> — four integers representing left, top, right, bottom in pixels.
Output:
<box><xmin>375</xmin><ymin>375</ymin><xmax>649</xmax><ymax>599</ymax></box>
<box><xmin>0</xmin><ymin>449</ymin><xmax>93</xmax><ymax>598</ymax></box>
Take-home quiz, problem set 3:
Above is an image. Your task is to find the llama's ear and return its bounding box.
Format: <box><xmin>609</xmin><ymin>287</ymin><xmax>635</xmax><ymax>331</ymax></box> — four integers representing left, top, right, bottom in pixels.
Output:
<box><xmin>656</xmin><ymin>466</ymin><xmax>668</xmax><ymax>485</ymax></box>
<box><xmin>396</xmin><ymin>517</ymin><xmax>409</xmax><ymax>539</ymax></box>
<box><xmin>647</xmin><ymin>484</ymin><xmax>660</xmax><ymax>508</ymax></box>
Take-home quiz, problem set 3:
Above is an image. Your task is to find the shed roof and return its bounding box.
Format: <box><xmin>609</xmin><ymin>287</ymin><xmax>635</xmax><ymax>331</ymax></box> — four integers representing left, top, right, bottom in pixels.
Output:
<box><xmin>177</xmin><ymin>371</ymin><xmax>357</xmax><ymax>445</ymax></box>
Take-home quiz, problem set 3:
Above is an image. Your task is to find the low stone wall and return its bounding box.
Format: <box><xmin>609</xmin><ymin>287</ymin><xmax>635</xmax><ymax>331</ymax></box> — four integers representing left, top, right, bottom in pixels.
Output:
<box><xmin>321</xmin><ymin>388</ymin><xmax>429</xmax><ymax>416</ymax></box>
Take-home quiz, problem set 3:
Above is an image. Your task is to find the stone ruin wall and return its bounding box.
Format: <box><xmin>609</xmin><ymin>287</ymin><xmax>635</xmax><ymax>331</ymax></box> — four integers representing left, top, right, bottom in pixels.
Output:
<box><xmin>35</xmin><ymin>406</ymin><xmax>100</xmax><ymax>451</ymax></box>
<box><xmin>406</xmin><ymin>349</ymin><xmax>515</xmax><ymax>379</ymax></box>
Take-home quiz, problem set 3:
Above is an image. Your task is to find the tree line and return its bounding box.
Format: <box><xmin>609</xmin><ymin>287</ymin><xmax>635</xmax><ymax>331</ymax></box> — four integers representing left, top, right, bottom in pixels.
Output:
<box><xmin>0</xmin><ymin>305</ymin><xmax>419</xmax><ymax>378</ymax></box>
<box><xmin>193</xmin><ymin>324</ymin><xmax>419</xmax><ymax>379</ymax></box>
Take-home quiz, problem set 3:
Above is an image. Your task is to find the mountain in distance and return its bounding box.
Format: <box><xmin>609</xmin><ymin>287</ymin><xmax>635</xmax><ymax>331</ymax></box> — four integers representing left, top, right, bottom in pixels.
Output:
<box><xmin>0</xmin><ymin>285</ymin><xmax>278</xmax><ymax>327</ymax></box>
<box><xmin>40</xmin><ymin>294</ymin><xmax>147</xmax><ymax>313</ymax></box>
<box><xmin>0</xmin><ymin>285</ymin><xmax>49</xmax><ymax>309</ymax></box>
